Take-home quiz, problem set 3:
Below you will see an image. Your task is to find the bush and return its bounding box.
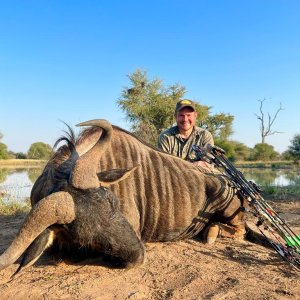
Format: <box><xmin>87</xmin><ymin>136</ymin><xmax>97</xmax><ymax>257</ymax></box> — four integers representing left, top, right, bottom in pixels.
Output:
<box><xmin>249</xmin><ymin>143</ymin><xmax>279</xmax><ymax>161</ymax></box>
<box><xmin>281</xmin><ymin>150</ymin><xmax>293</xmax><ymax>161</ymax></box>
<box><xmin>214</xmin><ymin>139</ymin><xmax>236</xmax><ymax>161</ymax></box>
<box><xmin>27</xmin><ymin>142</ymin><xmax>52</xmax><ymax>160</ymax></box>
<box><xmin>0</xmin><ymin>197</ymin><xmax>30</xmax><ymax>215</ymax></box>
<box><xmin>288</xmin><ymin>134</ymin><xmax>300</xmax><ymax>162</ymax></box>
<box><xmin>0</xmin><ymin>143</ymin><xmax>9</xmax><ymax>159</ymax></box>
<box><xmin>15</xmin><ymin>152</ymin><xmax>27</xmax><ymax>159</ymax></box>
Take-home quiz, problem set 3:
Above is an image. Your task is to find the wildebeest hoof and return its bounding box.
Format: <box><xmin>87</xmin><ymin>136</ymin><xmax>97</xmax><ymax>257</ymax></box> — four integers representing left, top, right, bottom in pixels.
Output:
<box><xmin>205</xmin><ymin>223</ymin><xmax>220</xmax><ymax>244</ymax></box>
<box><xmin>218</xmin><ymin>223</ymin><xmax>246</xmax><ymax>239</ymax></box>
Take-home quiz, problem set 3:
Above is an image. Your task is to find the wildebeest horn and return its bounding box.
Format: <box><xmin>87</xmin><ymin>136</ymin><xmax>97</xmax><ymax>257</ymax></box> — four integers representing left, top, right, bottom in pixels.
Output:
<box><xmin>0</xmin><ymin>192</ymin><xmax>75</xmax><ymax>271</ymax></box>
<box><xmin>71</xmin><ymin>119</ymin><xmax>113</xmax><ymax>189</ymax></box>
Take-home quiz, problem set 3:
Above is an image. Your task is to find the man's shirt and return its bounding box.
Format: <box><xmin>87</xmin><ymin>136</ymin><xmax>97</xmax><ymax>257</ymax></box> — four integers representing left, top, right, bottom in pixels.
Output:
<box><xmin>158</xmin><ymin>126</ymin><xmax>214</xmax><ymax>161</ymax></box>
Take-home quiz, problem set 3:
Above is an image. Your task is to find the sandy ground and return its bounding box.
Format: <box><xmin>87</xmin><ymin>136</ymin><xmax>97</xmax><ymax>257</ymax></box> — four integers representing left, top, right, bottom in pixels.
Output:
<box><xmin>0</xmin><ymin>200</ymin><xmax>299</xmax><ymax>300</ymax></box>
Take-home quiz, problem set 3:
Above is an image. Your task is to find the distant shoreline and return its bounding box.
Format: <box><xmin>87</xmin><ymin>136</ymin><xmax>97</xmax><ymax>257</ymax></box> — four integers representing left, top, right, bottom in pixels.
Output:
<box><xmin>0</xmin><ymin>159</ymin><xmax>46</xmax><ymax>168</ymax></box>
<box><xmin>235</xmin><ymin>160</ymin><xmax>297</xmax><ymax>169</ymax></box>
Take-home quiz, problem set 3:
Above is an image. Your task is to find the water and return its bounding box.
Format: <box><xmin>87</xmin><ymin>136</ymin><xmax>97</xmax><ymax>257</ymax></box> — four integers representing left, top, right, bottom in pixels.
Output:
<box><xmin>0</xmin><ymin>167</ymin><xmax>43</xmax><ymax>203</ymax></box>
<box><xmin>0</xmin><ymin>167</ymin><xmax>299</xmax><ymax>203</ymax></box>
<box><xmin>240</xmin><ymin>168</ymin><xmax>300</xmax><ymax>187</ymax></box>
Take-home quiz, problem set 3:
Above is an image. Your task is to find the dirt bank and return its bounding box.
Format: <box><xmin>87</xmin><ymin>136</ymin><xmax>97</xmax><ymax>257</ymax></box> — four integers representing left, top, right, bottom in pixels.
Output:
<box><xmin>0</xmin><ymin>200</ymin><xmax>299</xmax><ymax>300</ymax></box>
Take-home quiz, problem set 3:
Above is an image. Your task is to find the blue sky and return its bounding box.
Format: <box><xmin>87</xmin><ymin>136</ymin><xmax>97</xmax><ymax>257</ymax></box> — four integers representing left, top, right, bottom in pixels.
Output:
<box><xmin>1</xmin><ymin>0</ymin><xmax>299</xmax><ymax>154</ymax></box>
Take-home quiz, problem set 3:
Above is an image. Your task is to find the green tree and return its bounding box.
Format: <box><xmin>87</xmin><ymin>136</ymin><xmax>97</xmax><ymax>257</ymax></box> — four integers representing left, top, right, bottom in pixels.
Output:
<box><xmin>118</xmin><ymin>69</ymin><xmax>234</xmax><ymax>145</ymax></box>
<box><xmin>204</xmin><ymin>113</ymin><xmax>234</xmax><ymax>141</ymax></box>
<box><xmin>15</xmin><ymin>152</ymin><xmax>27</xmax><ymax>159</ymax></box>
<box><xmin>27</xmin><ymin>142</ymin><xmax>52</xmax><ymax>160</ymax></box>
<box><xmin>0</xmin><ymin>143</ymin><xmax>9</xmax><ymax>159</ymax></box>
<box><xmin>118</xmin><ymin>69</ymin><xmax>186</xmax><ymax>144</ymax></box>
<box><xmin>214</xmin><ymin>139</ymin><xmax>236</xmax><ymax>161</ymax></box>
<box><xmin>212</xmin><ymin>140</ymin><xmax>250</xmax><ymax>162</ymax></box>
<box><xmin>288</xmin><ymin>134</ymin><xmax>300</xmax><ymax>161</ymax></box>
<box><xmin>231</xmin><ymin>141</ymin><xmax>251</xmax><ymax>161</ymax></box>
<box><xmin>281</xmin><ymin>150</ymin><xmax>293</xmax><ymax>161</ymax></box>
<box><xmin>249</xmin><ymin>143</ymin><xmax>279</xmax><ymax>161</ymax></box>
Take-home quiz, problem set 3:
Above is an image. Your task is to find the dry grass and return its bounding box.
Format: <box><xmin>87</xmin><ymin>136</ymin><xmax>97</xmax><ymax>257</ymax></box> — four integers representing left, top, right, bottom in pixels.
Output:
<box><xmin>0</xmin><ymin>159</ymin><xmax>46</xmax><ymax>168</ymax></box>
<box><xmin>0</xmin><ymin>198</ymin><xmax>31</xmax><ymax>215</ymax></box>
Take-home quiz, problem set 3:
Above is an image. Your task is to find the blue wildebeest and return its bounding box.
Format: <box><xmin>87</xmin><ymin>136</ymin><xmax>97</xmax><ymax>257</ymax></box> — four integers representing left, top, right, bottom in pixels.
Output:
<box><xmin>0</xmin><ymin>119</ymin><xmax>245</xmax><ymax>275</ymax></box>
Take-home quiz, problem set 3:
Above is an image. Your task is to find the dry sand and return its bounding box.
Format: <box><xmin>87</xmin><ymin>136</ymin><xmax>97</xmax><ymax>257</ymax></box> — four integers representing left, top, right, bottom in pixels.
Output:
<box><xmin>0</xmin><ymin>200</ymin><xmax>299</xmax><ymax>300</ymax></box>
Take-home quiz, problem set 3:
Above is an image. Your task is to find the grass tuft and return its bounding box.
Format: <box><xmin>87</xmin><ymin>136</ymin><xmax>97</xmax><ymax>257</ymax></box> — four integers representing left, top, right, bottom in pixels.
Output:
<box><xmin>261</xmin><ymin>184</ymin><xmax>300</xmax><ymax>201</ymax></box>
<box><xmin>0</xmin><ymin>197</ymin><xmax>31</xmax><ymax>215</ymax></box>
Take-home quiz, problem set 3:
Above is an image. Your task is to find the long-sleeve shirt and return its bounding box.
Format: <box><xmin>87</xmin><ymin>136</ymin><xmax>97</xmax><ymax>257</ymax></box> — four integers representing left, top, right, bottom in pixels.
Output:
<box><xmin>157</xmin><ymin>126</ymin><xmax>214</xmax><ymax>162</ymax></box>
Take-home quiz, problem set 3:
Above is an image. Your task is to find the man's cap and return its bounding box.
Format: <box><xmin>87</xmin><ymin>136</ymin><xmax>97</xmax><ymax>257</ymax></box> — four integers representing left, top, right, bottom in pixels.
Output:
<box><xmin>175</xmin><ymin>99</ymin><xmax>196</xmax><ymax>112</ymax></box>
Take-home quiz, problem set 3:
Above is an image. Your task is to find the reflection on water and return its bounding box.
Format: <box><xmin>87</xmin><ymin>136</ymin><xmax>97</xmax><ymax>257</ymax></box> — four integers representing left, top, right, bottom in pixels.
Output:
<box><xmin>28</xmin><ymin>168</ymin><xmax>43</xmax><ymax>183</ymax></box>
<box><xmin>0</xmin><ymin>168</ymin><xmax>9</xmax><ymax>184</ymax></box>
<box><xmin>0</xmin><ymin>167</ymin><xmax>43</xmax><ymax>203</ymax></box>
<box><xmin>240</xmin><ymin>168</ymin><xmax>300</xmax><ymax>187</ymax></box>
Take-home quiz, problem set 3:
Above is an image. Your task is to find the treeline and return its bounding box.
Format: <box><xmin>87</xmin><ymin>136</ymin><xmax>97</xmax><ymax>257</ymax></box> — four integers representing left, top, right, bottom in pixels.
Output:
<box><xmin>0</xmin><ymin>142</ymin><xmax>52</xmax><ymax>160</ymax></box>
<box><xmin>208</xmin><ymin>140</ymin><xmax>299</xmax><ymax>163</ymax></box>
<box><xmin>1</xmin><ymin>69</ymin><xmax>300</xmax><ymax>162</ymax></box>
<box><xmin>2</xmin><ymin>135</ymin><xmax>299</xmax><ymax>162</ymax></box>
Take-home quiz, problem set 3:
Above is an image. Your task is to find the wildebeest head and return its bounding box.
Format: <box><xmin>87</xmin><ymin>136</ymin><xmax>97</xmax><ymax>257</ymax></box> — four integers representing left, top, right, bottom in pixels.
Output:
<box><xmin>0</xmin><ymin>119</ymin><xmax>140</xmax><ymax>273</ymax></box>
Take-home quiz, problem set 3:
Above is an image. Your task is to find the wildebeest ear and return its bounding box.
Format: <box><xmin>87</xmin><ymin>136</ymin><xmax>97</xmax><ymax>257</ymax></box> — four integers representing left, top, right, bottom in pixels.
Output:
<box><xmin>97</xmin><ymin>166</ymin><xmax>139</xmax><ymax>187</ymax></box>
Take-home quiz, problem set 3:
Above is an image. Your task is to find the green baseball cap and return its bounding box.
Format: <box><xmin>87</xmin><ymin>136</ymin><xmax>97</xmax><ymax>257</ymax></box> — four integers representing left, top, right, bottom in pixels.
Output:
<box><xmin>175</xmin><ymin>99</ymin><xmax>196</xmax><ymax>112</ymax></box>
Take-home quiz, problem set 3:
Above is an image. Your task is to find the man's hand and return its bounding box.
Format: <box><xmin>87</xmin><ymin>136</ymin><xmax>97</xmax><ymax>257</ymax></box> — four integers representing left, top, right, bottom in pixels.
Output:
<box><xmin>193</xmin><ymin>160</ymin><xmax>212</xmax><ymax>168</ymax></box>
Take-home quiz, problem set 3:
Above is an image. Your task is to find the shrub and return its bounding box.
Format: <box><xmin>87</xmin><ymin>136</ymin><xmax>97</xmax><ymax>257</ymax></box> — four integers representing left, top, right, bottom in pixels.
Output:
<box><xmin>27</xmin><ymin>142</ymin><xmax>52</xmax><ymax>160</ymax></box>
<box><xmin>0</xmin><ymin>143</ymin><xmax>9</xmax><ymax>159</ymax></box>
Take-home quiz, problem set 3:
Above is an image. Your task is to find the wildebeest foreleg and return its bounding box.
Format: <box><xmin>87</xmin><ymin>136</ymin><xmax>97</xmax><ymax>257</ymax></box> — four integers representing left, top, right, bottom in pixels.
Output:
<box><xmin>206</xmin><ymin>192</ymin><xmax>246</xmax><ymax>244</ymax></box>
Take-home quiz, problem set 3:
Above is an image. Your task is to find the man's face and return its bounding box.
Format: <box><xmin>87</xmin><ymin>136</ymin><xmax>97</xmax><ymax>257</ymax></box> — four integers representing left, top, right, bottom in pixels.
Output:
<box><xmin>175</xmin><ymin>107</ymin><xmax>198</xmax><ymax>132</ymax></box>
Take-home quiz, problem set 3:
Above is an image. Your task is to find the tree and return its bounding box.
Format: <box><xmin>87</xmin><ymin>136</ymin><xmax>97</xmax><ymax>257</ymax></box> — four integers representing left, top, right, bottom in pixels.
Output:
<box><xmin>281</xmin><ymin>150</ymin><xmax>293</xmax><ymax>161</ymax></box>
<box><xmin>118</xmin><ymin>69</ymin><xmax>234</xmax><ymax>145</ymax></box>
<box><xmin>288</xmin><ymin>134</ymin><xmax>300</xmax><ymax>161</ymax></box>
<box><xmin>204</xmin><ymin>113</ymin><xmax>234</xmax><ymax>141</ymax></box>
<box><xmin>27</xmin><ymin>142</ymin><xmax>52</xmax><ymax>160</ymax></box>
<box><xmin>249</xmin><ymin>143</ymin><xmax>279</xmax><ymax>161</ymax></box>
<box><xmin>118</xmin><ymin>69</ymin><xmax>186</xmax><ymax>144</ymax></box>
<box><xmin>255</xmin><ymin>99</ymin><xmax>284</xmax><ymax>144</ymax></box>
<box><xmin>0</xmin><ymin>131</ymin><xmax>3</xmax><ymax>141</ymax></box>
<box><xmin>232</xmin><ymin>142</ymin><xmax>251</xmax><ymax>161</ymax></box>
<box><xmin>0</xmin><ymin>143</ymin><xmax>9</xmax><ymax>159</ymax></box>
<box><xmin>214</xmin><ymin>139</ymin><xmax>236</xmax><ymax>161</ymax></box>
<box><xmin>15</xmin><ymin>152</ymin><xmax>27</xmax><ymax>159</ymax></box>
<box><xmin>213</xmin><ymin>140</ymin><xmax>250</xmax><ymax>162</ymax></box>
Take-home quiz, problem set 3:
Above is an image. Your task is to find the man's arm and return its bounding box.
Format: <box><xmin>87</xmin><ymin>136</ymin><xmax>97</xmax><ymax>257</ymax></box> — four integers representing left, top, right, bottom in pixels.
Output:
<box><xmin>157</xmin><ymin>133</ymin><xmax>171</xmax><ymax>153</ymax></box>
<box><xmin>193</xmin><ymin>130</ymin><xmax>215</xmax><ymax>168</ymax></box>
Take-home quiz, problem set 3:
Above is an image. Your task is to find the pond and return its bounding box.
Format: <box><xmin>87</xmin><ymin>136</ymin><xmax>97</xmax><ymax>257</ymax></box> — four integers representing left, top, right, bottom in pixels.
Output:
<box><xmin>0</xmin><ymin>166</ymin><xmax>299</xmax><ymax>203</ymax></box>
<box><xmin>0</xmin><ymin>167</ymin><xmax>43</xmax><ymax>203</ymax></box>
<box><xmin>240</xmin><ymin>168</ymin><xmax>300</xmax><ymax>187</ymax></box>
